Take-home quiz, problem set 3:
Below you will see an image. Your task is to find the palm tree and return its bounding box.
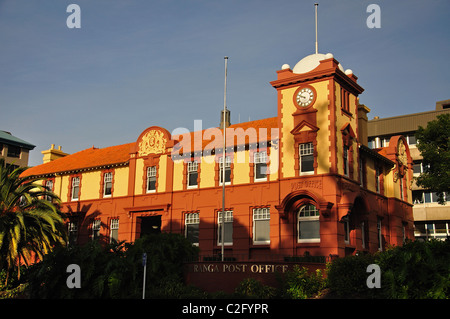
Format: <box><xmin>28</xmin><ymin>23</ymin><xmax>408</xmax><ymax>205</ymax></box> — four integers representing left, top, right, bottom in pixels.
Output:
<box><xmin>0</xmin><ymin>159</ymin><xmax>67</xmax><ymax>284</ymax></box>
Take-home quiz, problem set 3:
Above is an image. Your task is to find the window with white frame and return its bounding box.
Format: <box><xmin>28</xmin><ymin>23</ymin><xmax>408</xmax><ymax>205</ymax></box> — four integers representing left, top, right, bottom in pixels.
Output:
<box><xmin>219</xmin><ymin>156</ymin><xmax>231</xmax><ymax>185</ymax></box>
<box><xmin>68</xmin><ymin>221</ymin><xmax>78</xmax><ymax>245</ymax></box>
<box><xmin>45</xmin><ymin>179</ymin><xmax>53</xmax><ymax>201</ymax></box>
<box><xmin>103</xmin><ymin>172</ymin><xmax>113</xmax><ymax>197</ymax></box>
<box><xmin>253</xmin><ymin>207</ymin><xmax>270</xmax><ymax>244</ymax></box>
<box><xmin>187</xmin><ymin>161</ymin><xmax>198</xmax><ymax>188</ymax></box>
<box><xmin>254</xmin><ymin>151</ymin><xmax>268</xmax><ymax>181</ymax></box>
<box><xmin>185</xmin><ymin>213</ymin><xmax>200</xmax><ymax>246</ymax></box>
<box><xmin>71</xmin><ymin>177</ymin><xmax>80</xmax><ymax>201</ymax></box>
<box><xmin>375</xmin><ymin>167</ymin><xmax>381</xmax><ymax>194</ymax></box>
<box><xmin>110</xmin><ymin>219</ymin><xmax>119</xmax><ymax>243</ymax></box>
<box><xmin>297</xmin><ymin>204</ymin><xmax>320</xmax><ymax>243</ymax></box>
<box><xmin>92</xmin><ymin>219</ymin><xmax>101</xmax><ymax>241</ymax></box>
<box><xmin>218</xmin><ymin>210</ymin><xmax>233</xmax><ymax>245</ymax></box>
<box><xmin>343</xmin><ymin>215</ymin><xmax>350</xmax><ymax>244</ymax></box>
<box><xmin>299</xmin><ymin>143</ymin><xmax>314</xmax><ymax>175</ymax></box>
<box><xmin>377</xmin><ymin>218</ymin><xmax>383</xmax><ymax>251</ymax></box>
<box><xmin>343</xmin><ymin>146</ymin><xmax>349</xmax><ymax>176</ymax></box>
<box><xmin>147</xmin><ymin>166</ymin><xmax>157</xmax><ymax>192</ymax></box>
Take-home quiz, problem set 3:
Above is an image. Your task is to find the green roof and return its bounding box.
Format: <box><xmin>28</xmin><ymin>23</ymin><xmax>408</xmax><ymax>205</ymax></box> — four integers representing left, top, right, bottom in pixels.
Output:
<box><xmin>0</xmin><ymin>131</ymin><xmax>35</xmax><ymax>150</ymax></box>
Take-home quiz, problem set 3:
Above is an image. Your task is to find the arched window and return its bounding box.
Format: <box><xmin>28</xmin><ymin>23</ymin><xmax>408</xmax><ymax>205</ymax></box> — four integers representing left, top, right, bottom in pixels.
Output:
<box><xmin>297</xmin><ymin>204</ymin><xmax>320</xmax><ymax>243</ymax></box>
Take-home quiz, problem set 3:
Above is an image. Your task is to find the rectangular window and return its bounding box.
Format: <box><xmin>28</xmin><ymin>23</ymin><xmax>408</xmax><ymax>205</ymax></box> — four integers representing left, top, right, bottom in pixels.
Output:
<box><xmin>7</xmin><ymin>145</ymin><xmax>21</xmax><ymax>158</ymax></box>
<box><xmin>375</xmin><ymin>167</ymin><xmax>381</xmax><ymax>194</ymax></box>
<box><xmin>45</xmin><ymin>179</ymin><xmax>53</xmax><ymax>201</ymax></box>
<box><xmin>343</xmin><ymin>146</ymin><xmax>349</xmax><ymax>176</ymax></box>
<box><xmin>253</xmin><ymin>207</ymin><xmax>270</xmax><ymax>244</ymax></box>
<box><xmin>147</xmin><ymin>166</ymin><xmax>157</xmax><ymax>192</ymax></box>
<box><xmin>361</xmin><ymin>221</ymin><xmax>367</xmax><ymax>249</ymax></box>
<box><xmin>104</xmin><ymin>172</ymin><xmax>113</xmax><ymax>197</ymax></box>
<box><xmin>187</xmin><ymin>161</ymin><xmax>198</xmax><ymax>188</ymax></box>
<box><xmin>299</xmin><ymin>143</ymin><xmax>314</xmax><ymax>175</ymax></box>
<box><xmin>343</xmin><ymin>216</ymin><xmax>350</xmax><ymax>244</ymax></box>
<box><xmin>377</xmin><ymin>218</ymin><xmax>383</xmax><ymax>251</ymax></box>
<box><xmin>254</xmin><ymin>151</ymin><xmax>268</xmax><ymax>181</ymax></box>
<box><xmin>218</xmin><ymin>211</ymin><xmax>233</xmax><ymax>245</ymax></box>
<box><xmin>71</xmin><ymin>177</ymin><xmax>80</xmax><ymax>201</ymax></box>
<box><xmin>68</xmin><ymin>222</ymin><xmax>78</xmax><ymax>245</ymax></box>
<box><xmin>219</xmin><ymin>156</ymin><xmax>231</xmax><ymax>185</ymax></box>
<box><xmin>92</xmin><ymin>219</ymin><xmax>101</xmax><ymax>241</ymax></box>
<box><xmin>298</xmin><ymin>204</ymin><xmax>320</xmax><ymax>243</ymax></box>
<box><xmin>110</xmin><ymin>219</ymin><xmax>119</xmax><ymax>243</ymax></box>
<box><xmin>185</xmin><ymin>213</ymin><xmax>200</xmax><ymax>246</ymax></box>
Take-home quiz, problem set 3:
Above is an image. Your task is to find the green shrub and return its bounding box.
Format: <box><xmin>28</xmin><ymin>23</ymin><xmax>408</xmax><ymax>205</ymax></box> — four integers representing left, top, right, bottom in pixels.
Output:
<box><xmin>281</xmin><ymin>265</ymin><xmax>327</xmax><ymax>299</ymax></box>
<box><xmin>327</xmin><ymin>253</ymin><xmax>377</xmax><ymax>298</ymax></box>
<box><xmin>376</xmin><ymin>240</ymin><xmax>450</xmax><ymax>299</ymax></box>
<box><xmin>234</xmin><ymin>278</ymin><xmax>276</xmax><ymax>299</ymax></box>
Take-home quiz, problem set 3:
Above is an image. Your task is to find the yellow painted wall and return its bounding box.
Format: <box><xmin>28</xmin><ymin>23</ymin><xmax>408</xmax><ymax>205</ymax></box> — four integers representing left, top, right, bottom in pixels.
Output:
<box><xmin>60</xmin><ymin>175</ymin><xmax>69</xmax><ymax>201</ymax></box>
<box><xmin>280</xmin><ymin>87</ymin><xmax>296</xmax><ymax>178</ymax></box>
<box><xmin>173</xmin><ymin>160</ymin><xmax>184</xmax><ymax>191</ymax></box>
<box><xmin>269</xmin><ymin>144</ymin><xmax>279</xmax><ymax>181</ymax></box>
<box><xmin>113</xmin><ymin>167</ymin><xmax>129</xmax><ymax>197</ymax></box>
<box><xmin>233</xmin><ymin>150</ymin><xmax>250</xmax><ymax>185</ymax></box>
<box><xmin>365</xmin><ymin>158</ymin><xmax>376</xmax><ymax>193</ymax></box>
<box><xmin>157</xmin><ymin>155</ymin><xmax>167</xmax><ymax>192</ymax></box>
<box><xmin>134</xmin><ymin>158</ymin><xmax>144</xmax><ymax>195</ymax></box>
<box><xmin>200</xmin><ymin>155</ymin><xmax>215</xmax><ymax>188</ymax></box>
<box><xmin>334</xmin><ymin>82</ymin><xmax>358</xmax><ymax>181</ymax></box>
<box><xmin>313</xmin><ymin>81</ymin><xmax>331</xmax><ymax>174</ymax></box>
<box><xmin>280</xmin><ymin>80</ymin><xmax>330</xmax><ymax>178</ymax></box>
<box><xmin>80</xmin><ymin>171</ymin><xmax>101</xmax><ymax>201</ymax></box>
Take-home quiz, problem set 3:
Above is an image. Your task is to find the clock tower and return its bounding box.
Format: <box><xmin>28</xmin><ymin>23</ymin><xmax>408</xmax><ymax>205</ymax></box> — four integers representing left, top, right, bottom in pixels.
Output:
<box><xmin>270</xmin><ymin>52</ymin><xmax>364</xmax><ymax>180</ymax></box>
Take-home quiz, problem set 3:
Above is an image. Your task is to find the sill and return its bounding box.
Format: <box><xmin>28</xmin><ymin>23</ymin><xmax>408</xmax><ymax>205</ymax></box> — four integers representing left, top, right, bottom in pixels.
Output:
<box><xmin>187</xmin><ymin>185</ymin><xmax>198</xmax><ymax>189</ymax></box>
<box><xmin>254</xmin><ymin>178</ymin><xmax>268</xmax><ymax>183</ymax></box>
<box><xmin>216</xmin><ymin>243</ymin><xmax>233</xmax><ymax>247</ymax></box>
<box><xmin>146</xmin><ymin>190</ymin><xmax>156</xmax><ymax>194</ymax></box>
<box><xmin>71</xmin><ymin>198</ymin><xmax>79</xmax><ymax>202</ymax></box>
<box><xmin>300</xmin><ymin>172</ymin><xmax>314</xmax><ymax>176</ymax></box>
<box><xmin>252</xmin><ymin>242</ymin><xmax>270</xmax><ymax>247</ymax></box>
<box><xmin>297</xmin><ymin>239</ymin><xmax>320</xmax><ymax>244</ymax></box>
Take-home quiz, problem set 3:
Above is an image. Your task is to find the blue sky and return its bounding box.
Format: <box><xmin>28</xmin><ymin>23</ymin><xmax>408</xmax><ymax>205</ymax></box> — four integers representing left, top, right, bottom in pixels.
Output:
<box><xmin>0</xmin><ymin>0</ymin><xmax>449</xmax><ymax>166</ymax></box>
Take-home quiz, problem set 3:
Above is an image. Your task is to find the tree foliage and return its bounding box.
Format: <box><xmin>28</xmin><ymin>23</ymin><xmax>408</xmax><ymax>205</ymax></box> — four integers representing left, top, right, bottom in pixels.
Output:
<box><xmin>415</xmin><ymin>113</ymin><xmax>450</xmax><ymax>204</ymax></box>
<box><xmin>0</xmin><ymin>159</ymin><xmax>66</xmax><ymax>284</ymax></box>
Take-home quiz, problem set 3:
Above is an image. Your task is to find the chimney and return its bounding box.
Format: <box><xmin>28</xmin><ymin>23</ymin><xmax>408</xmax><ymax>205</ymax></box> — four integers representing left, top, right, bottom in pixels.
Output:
<box><xmin>357</xmin><ymin>103</ymin><xmax>371</xmax><ymax>146</ymax></box>
<box><xmin>219</xmin><ymin>108</ymin><xmax>231</xmax><ymax>129</ymax></box>
<box><xmin>42</xmin><ymin>144</ymin><xmax>68</xmax><ymax>164</ymax></box>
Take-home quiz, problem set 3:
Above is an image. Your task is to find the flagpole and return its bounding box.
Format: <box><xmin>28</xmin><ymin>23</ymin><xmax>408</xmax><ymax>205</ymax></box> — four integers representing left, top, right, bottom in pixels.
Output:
<box><xmin>315</xmin><ymin>3</ymin><xmax>319</xmax><ymax>54</ymax></box>
<box><xmin>221</xmin><ymin>56</ymin><xmax>228</xmax><ymax>262</ymax></box>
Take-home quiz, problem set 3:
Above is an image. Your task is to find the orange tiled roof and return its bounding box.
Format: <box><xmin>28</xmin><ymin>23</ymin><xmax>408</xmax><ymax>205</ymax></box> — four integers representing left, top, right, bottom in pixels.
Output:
<box><xmin>22</xmin><ymin>143</ymin><xmax>134</xmax><ymax>177</ymax></box>
<box><xmin>22</xmin><ymin>117</ymin><xmax>279</xmax><ymax>177</ymax></box>
<box><xmin>173</xmin><ymin>117</ymin><xmax>279</xmax><ymax>153</ymax></box>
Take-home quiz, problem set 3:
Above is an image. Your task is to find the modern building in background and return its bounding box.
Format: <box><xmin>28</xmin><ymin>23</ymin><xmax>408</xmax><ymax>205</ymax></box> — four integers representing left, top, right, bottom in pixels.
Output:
<box><xmin>0</xmin><ymin>130</ymin><xmax>35</xmax><ymax>169</ymax></box>
<box><xmin>22</xmin><ymin>51</ymin><xmax>415</xmax><ymax>264</ymax></box>
<box><xmin>368</xmin><ymin>100</ymin><xmax>450</xmax><ymax>241</ymax></box>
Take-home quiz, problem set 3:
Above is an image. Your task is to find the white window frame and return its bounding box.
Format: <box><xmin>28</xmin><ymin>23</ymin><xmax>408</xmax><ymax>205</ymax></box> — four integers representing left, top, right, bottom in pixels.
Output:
<box><xmin>147</xmin><ymin>166</ymin><xmax>157</xmax><ymax>193</ymax></box>
<box><xmin>71</xmin><ymin>176</ymin><xmax>80</xmax><ymax>201</ymax></box>
<box><xmin>185</xmin><ymin>213</ymin><xmax>200</xmax><ymax>246</ymax></box>
<box><xmin>110</xmin><ymin>219</ymin><xmax>119</xmax><ymax>243</ymax></box>
<box><xmin>343</xmin><ymin>146</ymin><xmax>349</xmax><ymax>177</ymax></box>
<box><xmin>103</xmin><ymin>172</ymin><xmax>113</xmax><ymax>197</ymax></box>
<box><xmin>254</xmin><ymin>151</ymin><xmax>268</xmax><ymax>181</ymax></box>
<box><xmin>219</xmin><ymin>156</ymin><xmax>231</xmax><ymax>185</ymax></box>
<box><xmin>343</xmin><ymin>215</ymin><xmax>350</xmax><ymax>244</ymax></box>
<box><xmin>217</xmin><ymin>210</ymin><xmax>233</xmax><ymax>246</ymax></box>
<box><xmin>92</xmin><ymin>219</ymin><xmax>101</xmax><ymax>241</ymax></box>
<box><xmin>187</xmin><ymin>161</ymin><xmax>198</xmax><ymax>189</ymax></box>
<box><xmin>299</xmin><ymin>143</ymin><xmax>314</xmax><ymax>175</ymax></box>
<box><xmin>377</xmin><ymin>218</ymin><xmax>383</xmax><ymax>251</ymax></box>
<box><xmin>253</xmin><ymin>207</ymin><xmax>270</xmax><ymax>245</ymax></box>
<box><xmin>45</xmin><ymin>179</ymin><xmax>54</xmax><ymax>201</ymax></box>
<box><xmin>297</xmin><ymin>204</ymin><xmax>320</xmax><ymax>243</ymax></box>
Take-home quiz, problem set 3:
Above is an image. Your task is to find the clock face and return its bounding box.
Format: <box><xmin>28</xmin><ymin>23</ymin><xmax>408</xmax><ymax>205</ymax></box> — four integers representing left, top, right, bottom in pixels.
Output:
<box><xmin>296</xmin><ymin>87</ymin><xmax>314</xmax><ymax>107</ymax></box>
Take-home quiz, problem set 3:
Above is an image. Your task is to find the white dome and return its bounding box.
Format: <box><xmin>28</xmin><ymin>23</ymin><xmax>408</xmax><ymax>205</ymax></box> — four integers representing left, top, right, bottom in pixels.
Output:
<box><xmin>292</xmin><ymin>53</ymin><xmax>344</xmax><ymax>74</ymax></box>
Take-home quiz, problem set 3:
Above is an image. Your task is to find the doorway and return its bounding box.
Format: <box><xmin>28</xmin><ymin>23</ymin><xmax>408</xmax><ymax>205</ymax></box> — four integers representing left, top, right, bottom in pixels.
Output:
<box><xmin>138</xmin><ymin>215</ymin><xmax>161</xmax><ymax>238</ymax></box>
